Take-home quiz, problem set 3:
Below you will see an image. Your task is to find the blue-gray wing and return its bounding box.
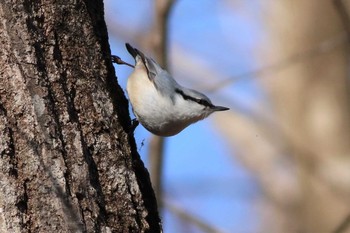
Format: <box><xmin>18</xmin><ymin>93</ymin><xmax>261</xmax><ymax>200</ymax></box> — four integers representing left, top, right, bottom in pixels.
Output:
<box><xmin>126</xmin><ymin>43</ymin><xmax>179</xmax><ymax>96</ymax></box>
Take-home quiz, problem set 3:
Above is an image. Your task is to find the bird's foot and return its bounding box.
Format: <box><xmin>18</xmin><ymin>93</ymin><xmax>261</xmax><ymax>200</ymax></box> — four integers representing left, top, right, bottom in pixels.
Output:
<box><xmin>111</xmin><ymin>55</ymin><xmax>134</xmax><ymax>68</ymax></box>
<box><xmin>128</xmin><ymin>118</ymin><xmax>139</xmax><ymax>135</ymax></box>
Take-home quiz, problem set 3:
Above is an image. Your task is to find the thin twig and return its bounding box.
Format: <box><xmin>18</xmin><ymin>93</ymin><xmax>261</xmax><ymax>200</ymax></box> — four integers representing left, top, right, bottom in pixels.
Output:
<box><xmin>333</xmin><ymin>0</ymin><xmax>350</xmax><ymax>40</ymax></box>
<box><xmin>164</xmin><ymin>199</ymin><xmax>229</xmax><ymax>233</ymax></box>
<box><xmin>206</xmin><ymin>32</ymin><xmax>348</xmax><ymax>93</ymax></box>
<box><xmin>333</xmin><ymin>0</ymin><xmax>350</xmax><ymax>109</ymax></box>
<box><xmin>332</xmin><ymin>213</ymin><xmax>350</xmax><ymax>233</ymax></box>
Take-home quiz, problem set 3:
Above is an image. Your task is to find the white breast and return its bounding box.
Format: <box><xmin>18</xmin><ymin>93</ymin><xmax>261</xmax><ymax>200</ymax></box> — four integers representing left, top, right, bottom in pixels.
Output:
<box><xmin>126</xmin><ymin>65</ymin><xmax>208</xmax><ymax>136</ymax></box>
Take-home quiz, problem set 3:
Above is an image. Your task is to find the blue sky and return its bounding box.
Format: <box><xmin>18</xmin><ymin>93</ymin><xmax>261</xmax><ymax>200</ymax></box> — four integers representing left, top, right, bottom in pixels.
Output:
<box><xmin>105</xmin><ymin>1</ymin><xmax>263</xmax><ymax>232</ymax></box>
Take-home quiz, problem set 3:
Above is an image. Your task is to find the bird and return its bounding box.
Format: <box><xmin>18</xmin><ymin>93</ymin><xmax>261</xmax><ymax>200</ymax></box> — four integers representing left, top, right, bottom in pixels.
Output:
<box><xmin>111</xmin><ymin>43</ymin><xmax>229</xmax><ymax>137</ymax></box>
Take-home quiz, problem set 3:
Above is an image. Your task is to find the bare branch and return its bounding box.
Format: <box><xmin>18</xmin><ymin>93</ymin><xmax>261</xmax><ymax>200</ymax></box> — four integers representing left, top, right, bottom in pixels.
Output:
<box><xmin>164</xmin><ymin>199</ymin><xmax>229</xmax><ymax>233</ymax></box>
<box><xmin>333</xmin><ymin>0</ymin><xmax>350</xmax><ymax>40</ymax></box>
<box><xmin>206</xmin><ymin>32</ymin><xmax>348</xmax><ymax>93</ymax></box>
<box><xmin>332</xmin><ymin>213</ymin><xmax>350</xmax><ymax>233</ymax></box>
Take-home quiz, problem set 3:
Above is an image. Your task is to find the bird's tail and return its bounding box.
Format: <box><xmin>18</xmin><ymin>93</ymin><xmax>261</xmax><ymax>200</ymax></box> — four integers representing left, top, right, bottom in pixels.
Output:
<box><xmin>125</xmin><ymin>43</ymin><xmax>160</xmax><ymax>81</ymax></box>
<box><xmin>125</xmin><ymin>43</ymin><xmax>138</xmax><ymax>58</ymax></box>
<box><xmin>125</xmin><ymin>43</ymin><xmax>147</xmax><ymax>60</ymax></box>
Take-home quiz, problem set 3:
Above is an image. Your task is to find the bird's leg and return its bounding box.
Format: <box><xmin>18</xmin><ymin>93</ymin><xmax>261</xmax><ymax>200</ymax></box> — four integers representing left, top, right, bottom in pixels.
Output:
<box><xmin>111</xmin><ymin>55</ymin><xmax>135</xmax><ymax>68</ymax></box>
<box><xmin>129</xmin><ymin>118</ymin><xmax>139</xmax><ymax>134</ymax></box>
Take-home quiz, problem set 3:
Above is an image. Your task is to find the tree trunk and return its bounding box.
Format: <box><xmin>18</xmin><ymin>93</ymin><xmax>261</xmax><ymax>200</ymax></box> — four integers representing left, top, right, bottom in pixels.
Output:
<box><xmin>0</xmin><ymin>1</ymin><xmax>160</xmax><ymax>232</ymax></box>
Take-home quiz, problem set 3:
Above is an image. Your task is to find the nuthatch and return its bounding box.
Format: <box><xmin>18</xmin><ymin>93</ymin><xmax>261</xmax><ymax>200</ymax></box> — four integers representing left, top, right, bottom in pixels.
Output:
<box><xmin>112</xmin><ymin>43</ymin><xmax>229</xmax><ymax>137</ymax></box>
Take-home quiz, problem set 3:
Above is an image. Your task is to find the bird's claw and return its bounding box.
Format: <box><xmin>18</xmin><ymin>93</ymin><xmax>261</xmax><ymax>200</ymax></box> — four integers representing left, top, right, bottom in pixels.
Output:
<box><xmin>111</xmin><ymin>55</ymin><xmax>135</xmax><ymax>68</ymax></box>
<box><xmin>128</xmin><ymin>118</ymin><xmax>139</xmax><ymax>135</ymax></box>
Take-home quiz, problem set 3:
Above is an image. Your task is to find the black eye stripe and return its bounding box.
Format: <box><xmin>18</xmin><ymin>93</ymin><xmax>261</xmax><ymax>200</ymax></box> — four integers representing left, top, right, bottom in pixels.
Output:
<box><xmin>175</xmin><ymin>88</ymin><xmax>214</xmax><ymax>108</ymax></box>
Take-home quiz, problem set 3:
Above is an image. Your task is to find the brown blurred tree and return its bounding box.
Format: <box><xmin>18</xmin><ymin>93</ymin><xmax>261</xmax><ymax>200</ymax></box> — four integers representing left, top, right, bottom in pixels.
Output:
<box><xmin>259</xmin><ymin>1</ymin><xmax>350</xmax><ymax>232</ymax></box>
<box><xmin>0</xmin><ymin>0</ymin><xmax>160</xmax><ymax>232</ymax></box>
<box><xmin>226</xmin><ymin>1</ymin><xmax>350</xmax><ymax>232</ymax></box>
<box><xmin>216</xmin><ymin>1</ymin><xmax>350</xmax><ymax>233</ymax></box>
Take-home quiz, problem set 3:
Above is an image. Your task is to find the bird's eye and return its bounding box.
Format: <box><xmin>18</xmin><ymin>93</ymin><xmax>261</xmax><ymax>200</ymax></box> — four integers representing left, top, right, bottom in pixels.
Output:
<box><xmin>175</xmin><ymin>89</ymin><xmax>214</xmax><ymax>108</ymax></box>
<box><xmin>198</xmin><ymin>99</ymin><xmax>211</xmax><ymax>107</ymax></box>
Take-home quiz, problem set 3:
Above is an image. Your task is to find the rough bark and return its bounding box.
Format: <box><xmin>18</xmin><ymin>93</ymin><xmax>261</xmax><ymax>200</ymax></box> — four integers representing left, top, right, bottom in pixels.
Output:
<box><xmin>0</xmin><ymin>0</ymin><xmax>160</xmax><ymax>232</ymax></box>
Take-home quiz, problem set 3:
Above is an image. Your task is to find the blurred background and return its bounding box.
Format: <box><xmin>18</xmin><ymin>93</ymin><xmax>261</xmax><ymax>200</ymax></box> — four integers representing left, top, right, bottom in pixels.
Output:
<box><xmin>105</xmin><ymin>1</ymin><xmax>350</xmax><ymax>233</ymax></box>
